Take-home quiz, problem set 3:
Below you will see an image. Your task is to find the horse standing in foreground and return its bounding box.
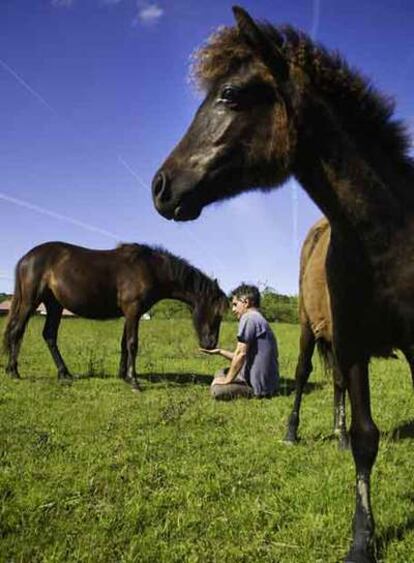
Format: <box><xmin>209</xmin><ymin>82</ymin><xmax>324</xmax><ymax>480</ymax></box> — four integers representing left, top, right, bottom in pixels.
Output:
<box><xmin>284</xmin><ymin>217</ymin><xmax>414</xmax><ymax>449</ymax></box>
<box><xmin>3</xmin><ymin>242</ymin><xmax>227</xmax><ymax>389</ymax></box>
<box><xmin>151</xmin><ymin>7</ymin><xmax>414</xmax><ymax>562</ymax></box>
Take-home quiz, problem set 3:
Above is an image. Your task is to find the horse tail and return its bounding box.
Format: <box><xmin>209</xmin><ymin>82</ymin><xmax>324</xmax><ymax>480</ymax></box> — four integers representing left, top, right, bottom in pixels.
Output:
<box><xmin>2</xmin><ymin>261</ymin><xmax>24</xmax><ymax>357</ymax></box>
<box><xmin>316</xmin><ymin>338</ymin><xmax>334</xmax><ymax>377</ymax></box>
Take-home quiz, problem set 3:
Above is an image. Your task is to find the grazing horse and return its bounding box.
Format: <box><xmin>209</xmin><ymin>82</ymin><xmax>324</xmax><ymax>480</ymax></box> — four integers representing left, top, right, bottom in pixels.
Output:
<box><xmin>3</xmin><ymin>242</ymin><xmax>227</xmax><ymax>389</ymax></box>
<box><xmin>151</xmin><ymin>7</ymin><xmax>414</xmax><ymax>562</ymax></box>
<box><xmin>284</xmin><ymin>217</ymin><xmax>414</xmax><ymax>449</ymax></box>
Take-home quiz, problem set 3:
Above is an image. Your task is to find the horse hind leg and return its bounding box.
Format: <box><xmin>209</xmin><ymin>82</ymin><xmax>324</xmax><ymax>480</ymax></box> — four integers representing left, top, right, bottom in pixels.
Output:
<box><xmin>4</xmin><ymin>302</ymin><xmax>34</xmax><ymax>379</ymax></box>
<box><xmin>332</xmin><ymin>361</ymin><xmax>350</xmax><ymax>450</ymax></box>
<box><xmin>284</xmin><ymin>322</ymin><xmax>315</xmax><ymax>444</ymax></box>
<box><xmin>117</xmin><ymin>325</ymin><xmax>128</xmax><ymax>380</ymax></box>
<box><xmin>42</xmin><ymin>297</ymin><xmax>72</xmax><ymax>382</ymax></box>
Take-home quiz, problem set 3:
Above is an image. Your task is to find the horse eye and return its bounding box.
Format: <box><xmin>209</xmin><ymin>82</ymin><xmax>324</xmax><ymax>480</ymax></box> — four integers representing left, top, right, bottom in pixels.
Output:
<box><xmin>219</xmin><ymin>86</ymin><xmax>241</xmax><ymax>107</ymax></box>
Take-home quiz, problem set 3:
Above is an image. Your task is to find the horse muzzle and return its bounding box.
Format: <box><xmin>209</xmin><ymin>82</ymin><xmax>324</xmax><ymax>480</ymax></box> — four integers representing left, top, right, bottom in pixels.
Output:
<box><xmin>151</xmin><ymin>170</ymin><xmax>202</xmax><ymax>221</ymax></box>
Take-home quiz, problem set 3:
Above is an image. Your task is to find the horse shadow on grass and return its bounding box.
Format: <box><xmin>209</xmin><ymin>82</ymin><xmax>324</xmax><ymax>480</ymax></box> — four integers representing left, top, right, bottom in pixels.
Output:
<box><xmin>368</xmin><ymin>421</ymin><xmax>414</xmax><ymax>559</ymax></box>
<box><xmin>140</xmin><ymin>372</ymin><xmax>212</xmax><ymax>386</ymax></box>
<box><xmin>277</xmin><ymin>377</ymin><xmax>323</xmax><ymax>397</ymax></box>
<box><xmin>388</xmin><ymin>419</ymin><xmax>414</xmax><ymax>441</ymax></box>
<box><xmin>4</xmin><ymin>372</ymin><xmax>322</xmax><ymax>396</ymax></box>
<box><xmin>375</xmin><ymin>508</ymin><xmax>414</xmax><ymax>561</ymax></box>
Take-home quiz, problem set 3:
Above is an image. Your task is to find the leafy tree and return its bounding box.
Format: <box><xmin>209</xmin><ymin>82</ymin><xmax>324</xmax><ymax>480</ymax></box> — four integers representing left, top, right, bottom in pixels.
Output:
<box><xmin>260</xmin><ymin>287</ymin><xmax>299</xmax><ymax>324</ymax></box>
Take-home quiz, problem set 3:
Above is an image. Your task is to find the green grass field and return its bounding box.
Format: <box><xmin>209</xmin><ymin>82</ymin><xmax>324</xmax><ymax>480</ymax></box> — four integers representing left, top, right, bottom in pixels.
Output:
<box><xmin>1</xmin><ymin>317</ymin><xmax>413</xmax><ymax>562</ymax></box>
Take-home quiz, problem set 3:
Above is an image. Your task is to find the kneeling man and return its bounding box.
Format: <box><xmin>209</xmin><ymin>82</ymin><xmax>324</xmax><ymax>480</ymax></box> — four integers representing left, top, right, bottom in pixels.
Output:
<box><xmin>201</xmin><ymin>284</ymin><xmax>279</xmax><ymax>400</ymax></box>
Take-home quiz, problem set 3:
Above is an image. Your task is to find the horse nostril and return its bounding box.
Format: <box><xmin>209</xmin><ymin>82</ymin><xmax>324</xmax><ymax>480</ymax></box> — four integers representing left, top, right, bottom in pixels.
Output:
<box><xmin>152</xmin><ymin>171</ymin><xmax>170</xmax><ymax>203</ymax></box>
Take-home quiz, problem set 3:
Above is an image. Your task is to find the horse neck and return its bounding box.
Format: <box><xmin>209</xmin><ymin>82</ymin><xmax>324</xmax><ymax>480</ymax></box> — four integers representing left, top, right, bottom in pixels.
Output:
<box><xmin>155</xmin><ymin>265</ymin><xmax>199</xmax><ymax>309</ymax></box>
<box><xmin>293</xmin><ymin>98</ymin><xmax>411</xmax><ymax>258</ymax></box>
<box><xmin>167</xmin><ymin>286</ymin><xmax>198</xmax><ymax>308</ymax></box>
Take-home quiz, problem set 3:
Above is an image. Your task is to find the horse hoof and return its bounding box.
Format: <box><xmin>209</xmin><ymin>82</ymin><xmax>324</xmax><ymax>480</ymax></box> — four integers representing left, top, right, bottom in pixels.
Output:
<box><xmin>344</xmin><ymin>548</ymin><xmax>375</xmax><ymax>563</ymax></box>
<box><xmin>124</xmin><ymin>376</ymin><xmax>140</xmax><ymax>392</ymax></box>
<box><xmin>58</xmin><ymin>374</ymin><xmax>73</xmax><ymax>385</ymax></box>
<box><xmin>283</xmin><ymin>430</ymin><xmax>298</xmax><ymax>445</ymax></box>
<box><xmin>5</xmin><ymin>368</ymin><xmax>20</xmax><ymax>379</ymax></box>
<box><xmin>282</xmin><ymin>438</ymin><xmax>297</xmax><ymax>446</ymax></box>
<box><xmin>338</xmin><ymin>435</ymin><xmax>351</xmax><ymax>451</ymax></box>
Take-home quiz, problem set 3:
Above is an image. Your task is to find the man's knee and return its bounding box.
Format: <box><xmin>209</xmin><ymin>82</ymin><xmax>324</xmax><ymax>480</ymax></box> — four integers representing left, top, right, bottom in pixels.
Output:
<box><xmin>210</xmin><ymin>382</ymin><xmax>253</xmax><ymax>401</ymax></box>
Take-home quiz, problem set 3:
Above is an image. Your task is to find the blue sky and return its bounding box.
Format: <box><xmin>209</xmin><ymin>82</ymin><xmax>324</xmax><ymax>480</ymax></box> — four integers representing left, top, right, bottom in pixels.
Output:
<box><xmin>1</xmin><ymin>0</ymin><xmax>413</xmax><ymax>295</ymax></box>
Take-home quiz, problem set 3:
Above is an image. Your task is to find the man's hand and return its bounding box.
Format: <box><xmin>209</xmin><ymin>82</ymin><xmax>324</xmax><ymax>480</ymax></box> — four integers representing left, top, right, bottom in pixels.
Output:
<box><xmin>199</xmin><ymin>348</ymin><xmax>220</xmax><ymax>355</ymax></box>
<box><xmin>211</xmin><ymin>375</ymin><xmax>228</xmax><ymax>385</ymax></box>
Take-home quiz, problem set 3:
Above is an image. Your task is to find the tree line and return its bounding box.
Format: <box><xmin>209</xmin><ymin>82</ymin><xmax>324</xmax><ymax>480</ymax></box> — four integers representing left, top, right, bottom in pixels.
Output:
<box><xmin>150</xmin><ymin>287</ymin><xmax>299</xmax><ymax>324</ymax></box>
<box><xmin>0</xmin><ymin>290</ymin><xmax>299</xmax><ymax>324</ymax></box>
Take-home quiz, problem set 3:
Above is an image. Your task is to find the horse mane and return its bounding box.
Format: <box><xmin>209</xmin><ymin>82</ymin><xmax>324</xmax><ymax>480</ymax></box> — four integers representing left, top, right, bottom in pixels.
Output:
<box><xmin>191</xmin><ymin>22</ymin><xmax>414</xmax><ymax>201</ymax></box>
<box><xmin>117</xmin><ymin>242</ymin><xmax>153</xmax><ymax>261</ymax></box>
<box><xmin>117</xmin><ymin>243</ymin><xmax>227</xmax><ymax>306</ymax></box>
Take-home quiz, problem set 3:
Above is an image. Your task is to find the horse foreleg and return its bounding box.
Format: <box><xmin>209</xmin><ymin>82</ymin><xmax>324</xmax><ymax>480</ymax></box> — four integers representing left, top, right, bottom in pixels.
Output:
<box><xmin>344</xmin><ymin>360</ymin><xmax>379</xmax><ymax>563</ymax></box>
<box><xmin>284</xmin><ymin>322</ymin><xmax>315</xmax><ymax>444</ymax></box>
<box><xmin>42</xmin><ymin>300</ymin><xmax>72</xmax><ymax>381</ymax></box>
<box><xmin>123</xmin><ymin>313</ymin><xmax>140</xmax><ymax>391</ymax></box>
<box><xmin>333</xmin><ymin>362</ymin><xmax>349</xmax><ymax>450</ymax></box>
<box><xmin>118</xmin><ymin>325</ymin><xmax>128</xmax><ymax>380</ymax></box>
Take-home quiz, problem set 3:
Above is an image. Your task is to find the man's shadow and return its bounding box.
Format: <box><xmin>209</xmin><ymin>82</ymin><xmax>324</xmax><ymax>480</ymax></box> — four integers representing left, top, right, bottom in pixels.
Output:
<box><xmin>139</xmin><ymin>373</ymin><xmax>322</xmax><ymax>395</ymax></box>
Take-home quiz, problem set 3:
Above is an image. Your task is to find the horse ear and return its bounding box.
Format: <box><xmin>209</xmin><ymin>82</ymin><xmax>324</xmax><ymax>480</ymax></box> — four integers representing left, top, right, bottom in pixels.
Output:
<box><xmin>232</xmin><ymin>6</ymin><xmax>289</xmax><ymax>82</ymax></box>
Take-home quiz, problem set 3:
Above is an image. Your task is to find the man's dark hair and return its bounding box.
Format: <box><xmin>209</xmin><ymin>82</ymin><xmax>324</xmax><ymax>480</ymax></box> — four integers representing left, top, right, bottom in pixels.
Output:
<box><xmin>230</xmin><ymin>284</ymin><xmax>261</xmax><ymax>307</ymax></box>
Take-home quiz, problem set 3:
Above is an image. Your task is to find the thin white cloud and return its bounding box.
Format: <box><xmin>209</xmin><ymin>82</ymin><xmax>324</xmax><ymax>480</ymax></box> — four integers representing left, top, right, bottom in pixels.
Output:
<box><xmin>135</xmin><ymin>3</ymin><xmax>164</xmax><ymax>25</ymax></box>
<box><xmin>0</xmin><ymin>192</ymin><xmax>121</xmax><ymax>241</ymax></box>
<box><xmin>0</xmin><ymin>58</ymin><xmax>58</xmax><ymax>116</ymax></box>
<box><xmin>51</xmin><ymin>0</ymin><xmax>74</xmax><ymax>7</ymax></box>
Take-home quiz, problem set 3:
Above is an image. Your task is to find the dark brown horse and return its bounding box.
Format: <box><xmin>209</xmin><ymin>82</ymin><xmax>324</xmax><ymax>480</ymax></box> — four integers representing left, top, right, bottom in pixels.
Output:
<box><xmin>151</xmin><ymin>7</ymin><xmax>414</xmax><ymax>562</ymax></box>
<box><xmin>3</xmin><ymin>242</ymin><xmax>227</xmax><ymax>389</ymax></box>
<box><xmin>284</xmin><ymin>217</ymin><xmax>414</xmax><ymax>449</ymax></box>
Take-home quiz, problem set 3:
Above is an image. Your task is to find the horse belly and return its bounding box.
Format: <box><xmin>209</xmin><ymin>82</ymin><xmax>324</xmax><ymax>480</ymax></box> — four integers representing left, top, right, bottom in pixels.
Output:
<box><xmin>47</xmin><ymin>271</ymin><xmax>122</xmax><ymax>319</ymax></box>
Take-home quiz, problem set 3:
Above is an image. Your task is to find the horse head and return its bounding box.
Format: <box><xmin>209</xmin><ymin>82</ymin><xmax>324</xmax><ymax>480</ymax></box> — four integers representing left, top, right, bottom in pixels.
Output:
<box><xmin>152</xmin><ymin>6</ymin><xmax>299</xmax><ymax>221</ymax></box>
<box><xmin>192</xmin><ymin>281</ymin><xmax>228</xmax><ymax>349</ymax></box>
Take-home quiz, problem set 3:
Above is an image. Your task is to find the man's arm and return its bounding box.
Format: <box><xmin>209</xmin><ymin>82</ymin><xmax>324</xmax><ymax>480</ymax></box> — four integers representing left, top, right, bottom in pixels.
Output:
<box><xmin>200</xmin><ymin>348</ymin><xmax>234</xmax><ymax>361</ymax></box>
<box><xmin>213</xmin><ymin>341</ymin><xmax>248</xmax><ymax>384</ymax></box>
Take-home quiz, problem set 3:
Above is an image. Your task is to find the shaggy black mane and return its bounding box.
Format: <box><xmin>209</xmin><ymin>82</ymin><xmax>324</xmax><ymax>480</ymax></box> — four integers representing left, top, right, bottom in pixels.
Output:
<box><xmin>117</xmin><ymin>243</ymin><xmax>226</xmax><ymax>303</ymax></box>
<box><xmin>192</xmin><ymin>21</ymin><xmax>414</xmax><ymax>192</ymax></box>
<box><xmin>272</xmin><ymin>24</ymin><xmax>413</xmax><ymax>168</ymax></box>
